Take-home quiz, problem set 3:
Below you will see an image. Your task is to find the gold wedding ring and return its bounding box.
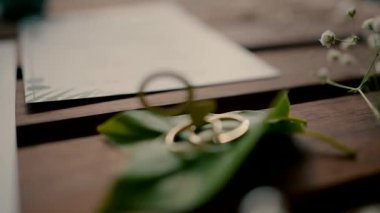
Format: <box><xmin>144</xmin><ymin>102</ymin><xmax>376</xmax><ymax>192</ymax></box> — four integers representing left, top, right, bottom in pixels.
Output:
<box><xmin>138</xmin><ymin>72</ymin><xmax>194</xmax><ymax>116</ymax></box>
<box><xmin>164</xmin><ymin>120</ymin><xmax>201</xmax><ymax>153</ymax></box>
<box><xmin>206</xmin><ymin>113</ymin><xmax>250</xmax><ymax>144</ymax></box>
<box><xmin>165</xmin><ymin>112</ymin><xmax>250</xmax><ymax>150</ymax></box>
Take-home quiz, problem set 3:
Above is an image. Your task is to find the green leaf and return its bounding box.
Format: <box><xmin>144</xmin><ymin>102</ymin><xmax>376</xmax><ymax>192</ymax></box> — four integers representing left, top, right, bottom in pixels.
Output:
<box><xmin>267</xmin><ymin>118</ymin><xmax>306</xmax><ymax>135</ymax></box>
<box><xmin>120</xmin><ymin>138</ymin><xmax>184</xmax><ymax>180</ymax></box>
<box><xmin>266</xmin><ymin>91</ymin><xmax>307</xmax><ymax>135</ymax></box>
<box><xmin>97</xmin><ymin>110</ymin><xmax>172</xmax><ymax>145</ymax></box>
<box><xmin>269</xmin><ymin>91</ymin><xmax>290</xmax><ymax>118</ymax></box>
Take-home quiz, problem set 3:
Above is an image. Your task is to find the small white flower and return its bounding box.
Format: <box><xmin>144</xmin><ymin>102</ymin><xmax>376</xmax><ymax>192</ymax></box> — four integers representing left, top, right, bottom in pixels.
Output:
<box><xmin>316</xmin><ymin>67</ymin><xmax>330</xmax><ymax>82</ymax></box>
<box><xmin>362</xmin><ymin>17</ymin><xmax>380</xmax><ymax>33</ymax></box>
<box><xmin>340</xmin><ymin>35</ymin><xmax>359</xmax><ymax>50</ymax></box>
<box><xmin>327</xmin><ymin>49</ymin><xmax>341</xmax><ymax>62</ymax></box>
<box><xmin>319</xmin><ymin>30</ymin><xmax>337</xmax><ymax>48</ymax></box>
<box><xmin>367</xmin><ymin>33</ymin><xmax>380</xmax><ymax>49</ymax></box>
<box><xmin>375</xmin><ymin>61</ymin><xmax>380</xmax><ymax>74</ymax></box>
<box><xmin>362</xmin><ymin>18</ymin><xmax>374</xmax><ymax>31</ymax></box>
<box><xmin>347</xmin><ymin>8</ymin><xmax>356</xmax><ymax>18</ymax></box>
<box><xmin>336</xmin><ymin>0</ymin><xmax>356</xmax><ymax>20</ymax></box>
<box><xmin>340</xmin><ymin>53</ymin><xmax>356</xmax><ymax>66</ymax></box>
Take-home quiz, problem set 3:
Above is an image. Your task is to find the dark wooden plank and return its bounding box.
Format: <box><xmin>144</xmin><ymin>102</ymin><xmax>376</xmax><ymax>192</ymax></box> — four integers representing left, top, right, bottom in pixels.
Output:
<box><xmin>284</xmin><ymin>92</ymin><xmax>380</xmax><ymax>212</ymax></box>
<box><xmin>18</xmin><ymin>135</ymin><xmax>126</xmax><ymax>213</ymax></box>
<box><xmin>46</xmin><ymin>0</ymin><xmax>380</xmax><ymax>48</ymax></box>
<box><xmin>288</xmin><ymin>93</ymin><xmax>380</xmax><ymax>195</ymax></box>
<box><xmin>19</xmin><ymin>93</ymin><xmax>380</xmax><ymax>213</ymax></box>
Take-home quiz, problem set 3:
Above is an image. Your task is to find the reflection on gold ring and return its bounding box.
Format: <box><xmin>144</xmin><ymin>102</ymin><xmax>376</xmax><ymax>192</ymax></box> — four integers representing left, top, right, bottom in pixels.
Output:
<box><xmin>165</xmin><ymin>112</ymin><xmax>250</xmax><ymax>152</ymax></box>
<box><xmin>206</xmin><ymin>113</ymin><xmax>250</xmax><ymax>144</ymax></box>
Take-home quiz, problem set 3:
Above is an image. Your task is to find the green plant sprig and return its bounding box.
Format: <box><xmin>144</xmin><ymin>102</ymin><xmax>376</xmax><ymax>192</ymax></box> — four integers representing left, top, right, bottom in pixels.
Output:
<box><xmin>322</xmin><ymin>53</ymin><xmax>380</xmax><ymax>120</ymax></box>
<box><xmin>318</xmin><ymin>7</ymin><xmax>380</xmax><ymax>121</ymax></box>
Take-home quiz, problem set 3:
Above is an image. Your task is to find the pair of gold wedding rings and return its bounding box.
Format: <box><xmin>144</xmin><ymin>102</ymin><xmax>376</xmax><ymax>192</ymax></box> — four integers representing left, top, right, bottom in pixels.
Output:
<box><xmin>138</xmin><ymin>72</ymin><xmax>250</xmax><ymax>152</ymax></box>
<box><xmin>165</xmin><ymin>112</ymin><xmax>250</xmax><ymax>152</ymax></box>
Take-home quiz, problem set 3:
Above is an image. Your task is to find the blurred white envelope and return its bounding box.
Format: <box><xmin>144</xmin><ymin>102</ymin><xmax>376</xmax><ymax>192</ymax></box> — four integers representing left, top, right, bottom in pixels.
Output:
<box><xmin>0</xmin><ymin>40</ymin><xmax>19</xmax><ymax>213</ymax></box>
<box><xmin>20</xmin><ymin>2</ymin><xmax>279</xmax><ymax>103</ymax></box>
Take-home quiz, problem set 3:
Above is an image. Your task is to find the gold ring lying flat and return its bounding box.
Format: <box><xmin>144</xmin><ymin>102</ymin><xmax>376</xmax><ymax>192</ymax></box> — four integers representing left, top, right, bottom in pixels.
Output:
<box><xmin>138</xmin><ymin>72</ymin><xmax>194</xmax><ymax>116</ymax></box>
<box><xmin>206</xmin><ymin>113</ymin><xmax>250</xmax><ymax>144</ymax></box>
<box><xmin>165</xmin><ymin>112</ymin><xmax>250</xmax><ymax>151</ymax></box>
<box><xmin>164</xmin><ymin>120</ymin><xmax>200</xmax><ymax>153</ymax></box>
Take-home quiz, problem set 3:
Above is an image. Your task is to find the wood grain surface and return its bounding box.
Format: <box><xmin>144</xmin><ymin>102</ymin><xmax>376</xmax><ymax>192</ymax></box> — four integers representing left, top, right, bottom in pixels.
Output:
<box><xmin>18</xmin><ymin>93</ymin><xmax>380</xmax><ymax>213</ymax></box>
<box><xmin>18</xmin><ymin>136</ymin><xmax>125</xmax><ymax>213</ymax></box>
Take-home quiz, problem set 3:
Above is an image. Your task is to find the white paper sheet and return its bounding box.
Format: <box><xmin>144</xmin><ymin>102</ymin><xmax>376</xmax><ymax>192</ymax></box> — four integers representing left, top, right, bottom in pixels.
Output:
<box><xmin>20</xmin><ymin>2</ymin><xmax>279</xmax><ymax>103</ymax></box>
<box><xmin>0</xmin><ymin>40</ymin><xmax>19</xmax><ymax>213</ymax></box>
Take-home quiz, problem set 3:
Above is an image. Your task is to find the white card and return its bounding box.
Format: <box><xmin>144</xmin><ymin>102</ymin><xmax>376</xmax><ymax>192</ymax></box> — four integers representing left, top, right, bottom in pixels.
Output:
<box><xmin>20</xmin><ymin>2</ymin><xmax>279</xmax><ymax>103</ymax></box>
<box><xmin>0</xmin><ymin>40</ymin><xmax>19</xmax><ymax>213</ymax></box>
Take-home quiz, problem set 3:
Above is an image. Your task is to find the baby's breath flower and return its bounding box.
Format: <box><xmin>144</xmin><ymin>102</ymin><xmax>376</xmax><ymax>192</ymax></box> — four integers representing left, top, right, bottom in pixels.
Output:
<box><xmin>367</xmin><ymin>33</ymin><xmax>380</xmax><ymax>49</ymax></box>
<box><xmin>362</xmin><ymin>18</ymin><xmax>374</xmax><ymax>31</ymax></box>
<box><xmin>319</xmin><ymin>30</ymin><xmax>337</xmax><ymax>48</ymax></box>
<box><xmin>316</xmin><ymin>67</ymin><xmax>330</xmax><ymax>82</ymax></box>
<box><xmin>347</xmin><ymin>8</ymin><xmax>356</xmax><ymax>18</ymax></box>
<box><xmin>340</xmin><ymin>35</ymin><xmax>359</xmax><ymax>50</ymax></box>
<box><xmin>336</xmin><ymin>0</ymin><xmax>356</xmax><ymax>20</ymax></box>
<box><xmin>362</xmin><ymin>17</ymin><xmax>380</xmax><ymax>33</ymax></box>
<box><xmin>327</xmin><ymin>49</ymin><xmax>341</xmax><ymax>62</ymax></box>
<box><xmin>340</xmin><ymin>53</ymin><xmax>356</xmax><ymax>66</ymax></box>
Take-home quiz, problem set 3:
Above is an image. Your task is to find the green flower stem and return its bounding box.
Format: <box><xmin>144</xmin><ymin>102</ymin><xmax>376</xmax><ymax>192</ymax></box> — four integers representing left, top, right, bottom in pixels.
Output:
<box><xmin>287</xmin><ymin>116</ymin><xmax>308</xmax><ymax>125</ymax></box>
<box><xmin>358</xmin><ymin>51</ymin><xmax>380</xmax><ymax>90</ymax></box>
<box><xmin>326</xmin><ymin>78</ymin><xmax>380</xmax><ymax>121</ymax></box>
<box><xmin>325</xmin><ymin>79</ymin><xmax>357</xmax><ymax>91</ymax></box>
<box><xmin>272</xmin><ymin>116</ymin><xmax>307</xmax><ymax>125</ymax></box>
<box><xmin>358</xmin><ymin>89</ymin><xmax>380</xmax><ymax>120</ymax></box>
<box><xmin>302</xmin><ymin>130</ymin><xmax>356</xmax><ymax>158</ymax></box>
<box><xmin>351</xmin><ymin>19</ymin><xmax>355</xmax><ymax>34</ymax></box>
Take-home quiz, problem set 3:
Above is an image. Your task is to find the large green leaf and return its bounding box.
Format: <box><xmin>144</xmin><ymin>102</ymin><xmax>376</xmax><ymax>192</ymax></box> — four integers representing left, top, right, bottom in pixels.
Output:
<box><xmin>268</xmin><ymin>91</ymin><xmax>290</xmax><ymax>118</ymax></box>
<box><xmin>97</xmin><ymin>110</ymin><xmax>172</xmax><ymax>145</ymax></box>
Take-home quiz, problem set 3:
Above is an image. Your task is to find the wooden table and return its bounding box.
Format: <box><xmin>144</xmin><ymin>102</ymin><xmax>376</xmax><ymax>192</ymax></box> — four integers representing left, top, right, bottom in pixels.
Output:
<box><xmin>4</xmin><ymin>0</ymin><xmax>380</xmax><ymax>212</ymax></box>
